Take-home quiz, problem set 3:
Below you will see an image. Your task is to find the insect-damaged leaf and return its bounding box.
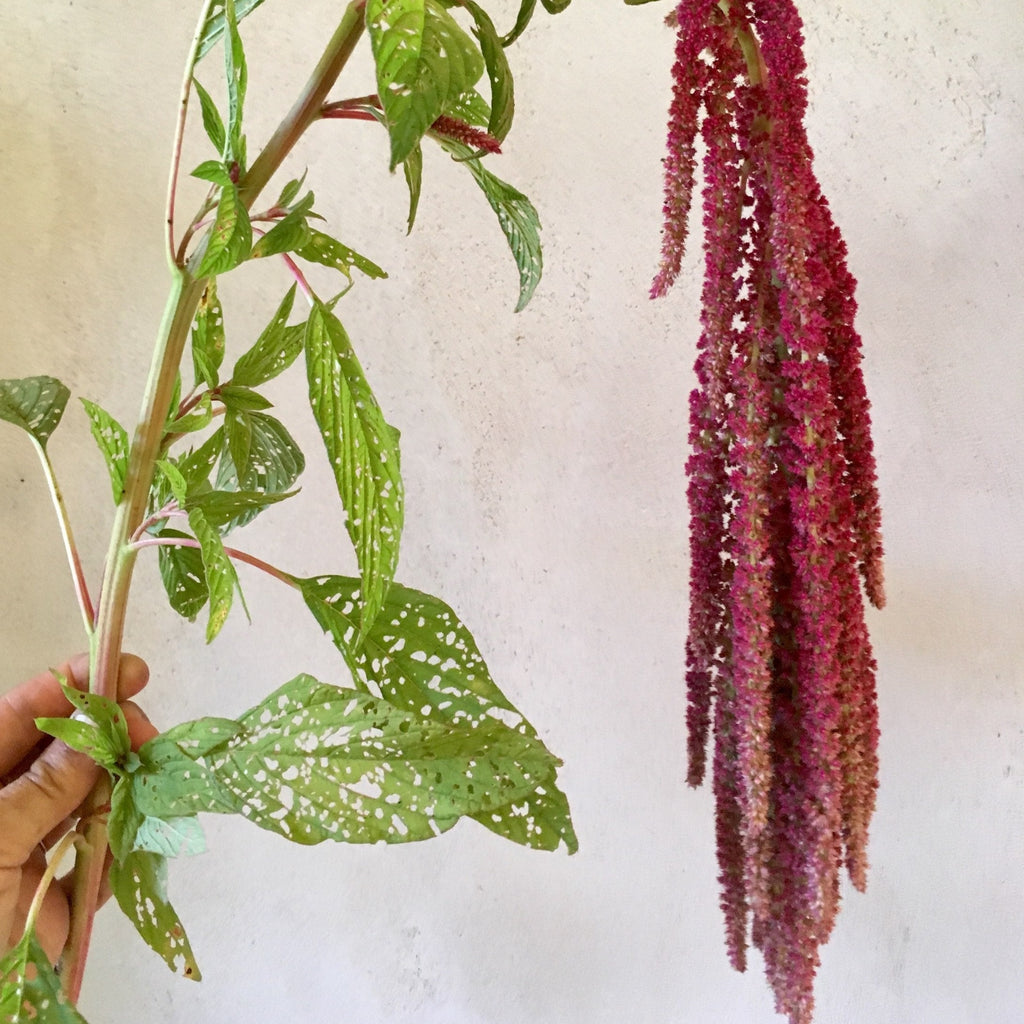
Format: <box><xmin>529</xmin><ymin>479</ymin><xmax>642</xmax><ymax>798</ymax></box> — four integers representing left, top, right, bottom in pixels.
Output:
<box><xmin>187</xmin><ymin>507</ymin><xmax>238</xmax><ymax>642</ymax></box>
<box><xmin>35</xmin><ymin>683</ymin><xmax>131</xmax><ymax>772</ymax></box>
<box><xmin>297</xmin><ymin>575</ymin><xmax>578</xmax><ymax>852</ymax></box>
<box><xmin>295</xmin><ymin>231</ymin><xmax>387</xmax><ymax>283</ymax></box>
<box><xmin>109</xmin><ymin>851</ymin><xmax>202</xmax><ymax>981</ymax></box>
<box><xmin>0</xmin><ymin>931</ymin><xmax>92</xmax><ymax>1023</ymax></box>
<box><xmin>191</xmin><ymin>280</ymin><xmax>226</xmax><ymax>389</ymax></box>
<box><xmin>80</xmin><ymin>399</ymin><xmax>129</xmax><ymax>504</ymax></box>
<box><xmin>158</xmin><ymin>529</ymin><xmax>209</xmax><ymax>622</ymax></box>
<box><xmin>210</xmin><ymin>675</ymin><xmax>556</xmax><ymax>844</ymax></box>
<box><xmin>0</xmin><ymin>376</ymin><xmax>70</xmax><ymax>449</ymax></box>
<box><xmin>439</xmin><ymin>139</ymin><xmax>542</xmax><ymax>310</ymax></box>
<box><xmin>304</xmin><ymin>304</ymin><xmax>403</xmax><ymax>635</ymax></box>
<box><xmin>196</xmin><ymin>0</ymin><xmax>267</xmax><ymax>61</ymax></box>
<box><xmin>215</xmin><ymin>412</ymin><xmax>305</xmax><ymax>529</ymax></box>
<box><xmin>366</xmin><ymin>0</ymin><xmax>484</xmax><ymax>169</ymax></box>
<box><xmin>230</xmin><ymin>286</ymin><xmax>304</xmax><ymax>388</ymax></box>
<box><xmin>196</xmin><ymin>183</ymin><xmax>252</xmax><ymax>278</ymax></box>
<box><xmin>459</xmin><ymin>0</ymin><xmax>514</xmax><ymax>142</ymax></box>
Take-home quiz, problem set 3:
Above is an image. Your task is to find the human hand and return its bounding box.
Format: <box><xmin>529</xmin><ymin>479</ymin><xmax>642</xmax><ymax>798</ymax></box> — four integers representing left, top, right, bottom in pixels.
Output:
<box><xmin>0</xmin><ymin>654</ymin><xmax>157</xmax><ymax>963</ymax></box>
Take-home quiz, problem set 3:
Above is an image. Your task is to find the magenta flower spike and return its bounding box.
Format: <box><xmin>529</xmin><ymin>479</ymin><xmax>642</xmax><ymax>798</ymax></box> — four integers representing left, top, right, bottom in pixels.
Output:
<box><xmin>653</xmin><ymin>2</ymin><xmax>885</xmax><ymax>1021</ymax></box>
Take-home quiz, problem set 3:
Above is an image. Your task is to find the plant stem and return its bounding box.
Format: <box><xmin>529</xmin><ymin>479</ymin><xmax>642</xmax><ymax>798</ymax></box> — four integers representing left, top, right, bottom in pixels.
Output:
<box><xmin>132</xmin><ymin>536</ymin><xmax>300</xmax><ymax>589</ymax></box>
<box><xmin>166</xmin><ymin>0</ymin><xmax>219</xmax><ymax>270</ymax></box>
<box><xmin>33</xmin><ymin>442</ymin><xmax>95</xmax><ymax>634</ymax></box>
<box><xmin>61</xmin><ymin>3</ymin><xmax>371</xmax><ymax>998</ymax></box>
<box><xmin>238</xmin><ymin>1</ymin><xmax>366</xmax><ymax>209</ymax></box>
<box><xmin>23</xmin><ymin>832</ymin><xmax>78</xmax><ymax>937</ymax></box>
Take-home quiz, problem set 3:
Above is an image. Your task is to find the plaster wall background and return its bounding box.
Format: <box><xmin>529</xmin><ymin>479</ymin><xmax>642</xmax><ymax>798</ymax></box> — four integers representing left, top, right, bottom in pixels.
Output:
<box><xmin>1</xmin><ymin>1</ymin><xmax>1022</xmax><ymax>1022</ymax></box>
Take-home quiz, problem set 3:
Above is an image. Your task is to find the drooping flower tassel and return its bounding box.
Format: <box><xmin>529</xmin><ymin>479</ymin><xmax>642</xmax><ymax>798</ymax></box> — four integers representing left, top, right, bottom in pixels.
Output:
<box><xmin>653</xmin><ymin>2</ymin><xmax>885</xmax><ymax>1021</ymax></box>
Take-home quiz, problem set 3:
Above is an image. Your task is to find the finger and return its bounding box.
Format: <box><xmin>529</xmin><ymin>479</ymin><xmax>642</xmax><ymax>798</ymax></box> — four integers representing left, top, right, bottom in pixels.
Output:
<box><xmin>0</xmin><ymin>655</ymin><xmax>150</xmax><ymax>776</ymax></box>
<box><xmin>121</xmin><ymin>701</ymin><xmax>159</xmax><ymax>752</ymax></box>
<box><xmin>0</xmin><ymin>742</ymin><xmax>99</xmax><ymax>869</ymax></box>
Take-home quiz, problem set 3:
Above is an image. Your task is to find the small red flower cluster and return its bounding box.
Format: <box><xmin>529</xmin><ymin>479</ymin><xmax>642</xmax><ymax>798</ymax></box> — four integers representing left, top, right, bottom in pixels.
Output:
<box><xmin>653</xmin><ymin>2</ymin><xmax>885</xmax><ymax>1021</ymax></box>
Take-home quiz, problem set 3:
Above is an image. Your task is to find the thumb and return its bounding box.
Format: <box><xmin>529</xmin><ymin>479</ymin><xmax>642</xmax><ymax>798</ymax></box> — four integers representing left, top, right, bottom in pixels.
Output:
<box><xmin>0</xmin><ymin>742</ymin><xmax>100</xmax><ymax>869</ymax></box>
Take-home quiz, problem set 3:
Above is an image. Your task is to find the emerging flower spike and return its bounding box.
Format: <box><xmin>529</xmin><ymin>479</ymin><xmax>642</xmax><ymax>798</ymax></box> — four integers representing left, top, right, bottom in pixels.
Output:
<box><xmin>653</xmin><ymin>2</ymin><xmax>885</xmax><ymax>1021</ymax></box>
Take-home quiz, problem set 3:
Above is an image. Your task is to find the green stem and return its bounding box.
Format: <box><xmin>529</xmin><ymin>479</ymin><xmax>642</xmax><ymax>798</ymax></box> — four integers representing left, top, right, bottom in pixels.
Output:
<box><xmin>60</xmin><ymin>3</ymin><xmax>371</xmax><ymax>999</ymax></box>
<box><xmin>22</xmin><ymin>832</ymin><xmax>78</xmax><ymax>938</ymax></box>
<box><xmin>167</xmin><ymin>0</ymin><xmax>219</xmax><ymax>269</ymax></box>
<box><xmin>33</xmin><ymin>442</ymin><xmax>95</xmax><ymax>634</ymax></box>
<box><xmin>237</xmin><ymin>1</ymin><xmax>366</xmax><ymax>209</ymax></box>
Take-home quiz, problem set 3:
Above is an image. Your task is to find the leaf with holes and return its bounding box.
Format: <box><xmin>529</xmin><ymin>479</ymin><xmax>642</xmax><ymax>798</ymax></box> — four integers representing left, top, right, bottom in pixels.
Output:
<box><xmin>0</xmin><ymin>931</ymin><xmax>92</xmax><ymax>1023</ymax></box>
<box><xmin>134</xmin><ymin>815</ymin><xmax>207</xmax><ymax>857</ymax></box>
<box><xmin>304</xmin><ymin>303</ymin><xmax>403</xmax><ymax>635</ymax></box>
<box><xmin>230</xmin><ymin>286</ymin><xmax>304</xmax><ymax>387</ymax></box>
<box><xmin>215</xmin><ymin>412</ymin><xmax>305</xmax><ymax>528</ymax></box>
<box><xmin>109</xmin><ymin>851</ymin><xmax>201</xmax><ymax>980</ymax></box>
<box><xmin>80</xmin><ymin>398</ymin><xmax>129</xmax><ymax>504</ymax></box>
<box><xmin>157</xmin><ymin>530</ymin><xmax>209</xmax><ymax>621</ymax></box>
<box><xmin>187</xmin><ymin>506</ymin><xmax>238</xmax><ymax>642</ymax></box>
<box><xmin>460</xmin><ymin>0</ymin><xmax>514</xmax><ymax>142</ymax></box>
<box><xmin>402</xmin><ymin>143</ymin><xmax>424</xmax><ymax>232</ymax></box>
<box><xmin>131</xmin><ymin>723</ymin><xmax>242</xmax><ymax>820</ymax></box>
<box><xmin>0</xmin><ymin>376</ymin><xmax>70</xmax><ymax>449</ymax></box>
<box><xmin>297</xmin><ymin>575</ymin><xmax>578</xmax><ymax>852</ymax></box>
<box><xmin>295</xmin><ymin>231</ymin><xmax>387</xmax><ymax>283</ymax></box>
<box><xmin>191</xmin><ymin>280</ymin><xmax>226</xmax><ymax>388</ymax></box>
<box><xmin>36</xmin><ymin>683</ymin><xmax>131</xmax><ymax>771</ymax></box>
<box><xmin>366</xmin><ymin>0</ymin><xmax>484</xmax><ymax>169</ymax></box>
<box><xmin>207</xmin><ymin>674</ymin><xmax>557</xmax><ymax>845</ymax></box>
<box><xmin>186</xmin><ymin>487</ymin><xmax>297</xmax><ymax>530</ymax></box>
<box><xmin>197</xmin><ymin>183</ymin><xmax>252</xmax><ymax>278</ymax></box>
<box><xmin>440</xmin><ymin>140</ymin><xmax>542</xmax><ymax>310</ymax></box>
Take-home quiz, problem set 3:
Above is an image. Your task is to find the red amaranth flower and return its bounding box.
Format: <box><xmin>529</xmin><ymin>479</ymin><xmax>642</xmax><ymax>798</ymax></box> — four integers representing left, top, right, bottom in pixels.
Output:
<box><xmin>653</xmin><ymin>2</ymin><xmax>885</xmax><ymax>1021</ymax></box>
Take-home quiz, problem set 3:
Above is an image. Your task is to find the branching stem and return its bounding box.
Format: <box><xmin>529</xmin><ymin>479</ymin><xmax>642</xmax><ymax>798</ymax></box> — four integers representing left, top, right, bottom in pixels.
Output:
<box><xmin>132</xmin><ymin>536</ymin><xmax>299</xmax><ymax>589</ymax></box>
<box><xmin>33</xmin><ymin>443</ymin><xmax>95</xmax><ymax>634</ymax></box>
<box><xmin>62</xmin><ymin>1</ymin><xmax>370</xmax><ymax>997</ymax></box>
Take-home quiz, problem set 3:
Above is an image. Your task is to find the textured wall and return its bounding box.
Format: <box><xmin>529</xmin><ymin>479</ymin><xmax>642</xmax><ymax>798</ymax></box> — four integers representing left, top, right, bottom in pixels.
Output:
<box><xmin>1</xmin><ymin>1</ymin><xmax>1022</xmax><ymax>1021</ymax></box>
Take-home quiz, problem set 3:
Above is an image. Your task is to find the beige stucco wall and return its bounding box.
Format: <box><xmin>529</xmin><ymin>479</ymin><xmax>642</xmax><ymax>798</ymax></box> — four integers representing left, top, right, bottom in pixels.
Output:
<box><xmin>1</xmin><ymin>1</ymin><xmax>1022</xmax><ymax>1021</ymax></box>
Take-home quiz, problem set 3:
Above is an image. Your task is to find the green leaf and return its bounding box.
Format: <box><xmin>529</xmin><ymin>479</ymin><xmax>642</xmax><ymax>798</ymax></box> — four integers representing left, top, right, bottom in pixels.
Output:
<box><xmin>186</xmin><ymin>487</ymin><xmax>296</xmax><ymax>530</ymax></box>
<box><xmin>215</xmin><ymin>412</ymin><xmax>305</xmax><ymax>528</ymax></box>
<box><xmin>540</xmin><ymin>0</ymin><xmax>572</xmax><ymax>12</ymax></box>
<box><xmin>224</xmin><ymin>408</ymin><xmax>252</xmax><ymax>480</ymax></box>
<box><xmin>108</xmin><ymin>775</ymin><xmax>146</xmax><ymax>862</ymax></box>
<box><xmin>196</xmin><ymin>0</ymin><xmax>267</xmax><ymax>62</ymax></box>
<box><xmin>500</xmin><ymin>0</ymin><xmax>537</xmax><ymax>46</ymax></box>
<box><xmin>192</xmin><ymin>77</ymin><xmax>226</xmax><ymax>154</ymax></box>
<box><xmin>157</xmin><ymin>529</ymin><xmax>209</xmax><ymax>622</ymax></box>
<box><xmin>190</xmin><ymin>159</ymin><xmax>233</xmax><ymax>186</ymax></box>
<box><xmin>297</xmin><ymin>575</ymin><xmax>578</xmax><ymax>852</ymax></box>
<box><xmin>460</xmin><ymin>0</ymin><xmax>514</xmax><ymax>141</ymax></box>
<box><xmin>295</xmin><ymin>230</ymin><xmax>387</xmax><ymax>282</ymax></box>
<box><xmin>0</xmin><ymin>376</ymin><xmax>70</xmax><ymax>449</ymax></box>
<box><xmin>134</xmin><ymin>815</ymin><xmax>207</xmax><ymax>857</ymax></box>
<box><xmin>166</xmin><ymin>392</ymin><xmax>214</xmax><ymax>435</ymax></box>
<box><xmin>191</xmin><ymin>281</ymin><xmax>226</xmax><ymax>389</ymax></box>
<box><xmin>196</xmin><ymin>183</ymin><xmax>252</xmax><ymax>278</ymax></box>
<box><xmin>276</xmin><ymin>172</ymin><xmax>307</xmax><ymax>209</ymax></box>
<box><xmin>109</xmin><ymin>851</ymin><xmax>201</xmax><ymax>980</ymax></box>
<box><xmin>0</xmin><ymin>931</ymin><xmax>92</xmax><ymax>1023</ymax></box>
<box><xmin>441</xmin><ymin>140</ymin><xmax>542</xmax><ymax>310</ymax></box>
<box><xmin>187</xmin><ymin>506</ymin><xmax>238</xmax><ymax>642</ymax></box>
<box><xmin>80</xmin><ymin>399</ymin><xmax>129</xmax><ymax>504</ymax></box>
<box><xmin>366</xmin><ymin>0</ymin><xmax>484</xmax><ymax>169</ymax></box>
<box><xmin>157</xmin><ymin>459</ymin><xmax>189</xmax><ymax>506</ymax></box>
<box><xmin>443</xmin><ymin>87</ymin><xmax>491</xmax><ymax>128</ymax></box>
<box><xmin>132</xmin><ymin>723</ymin><xmax>241</xmax><ymax>819</ymax></box>
<box><xmin>222</xmin><ymin>0</ymin><xmax>248</xmax><ymax>168</ymax></box>
<box><xmin>174</xmin><ymin>428</ymin><xmax>225</xmax><ymax>492</ymax></box>
<box><xmin>304</xmin><ymin>304</ymin><xmax>403</xmax><ymax>634</ymax></box>
<box><xmin>230</xmin><ymin>286</ymin><xmax>304</xmax><ymax>387</ymax></box>
<box><xmin>219</xmin><ymin>385</ymin><xmax>272</xmax><ymax>412</ymax></box>
<box><xmin>209</xmin><ymin>674</ymin><xmax>555</xmax><ymax>845</ymax></box>
<box><xmin>35</xmin><ymin>684</ymin><xmax>130</xmax><ymax>770</ymax></box>
<box><xmin>402</xmin><ymin>144</ymin><xmax>424</xmax><ymax>233</ymax></box>
<box><xmin>250</xmin><ymin>206</ymin><xmax>314</xmax><ymax>260</ymax></box>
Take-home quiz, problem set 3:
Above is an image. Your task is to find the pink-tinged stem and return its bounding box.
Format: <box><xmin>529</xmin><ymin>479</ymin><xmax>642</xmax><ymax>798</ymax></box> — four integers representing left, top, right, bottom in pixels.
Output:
<box><xmin>131</xmin><ymin>536</ymin><xmax>299</xmax><ymax>590</ymax></box>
